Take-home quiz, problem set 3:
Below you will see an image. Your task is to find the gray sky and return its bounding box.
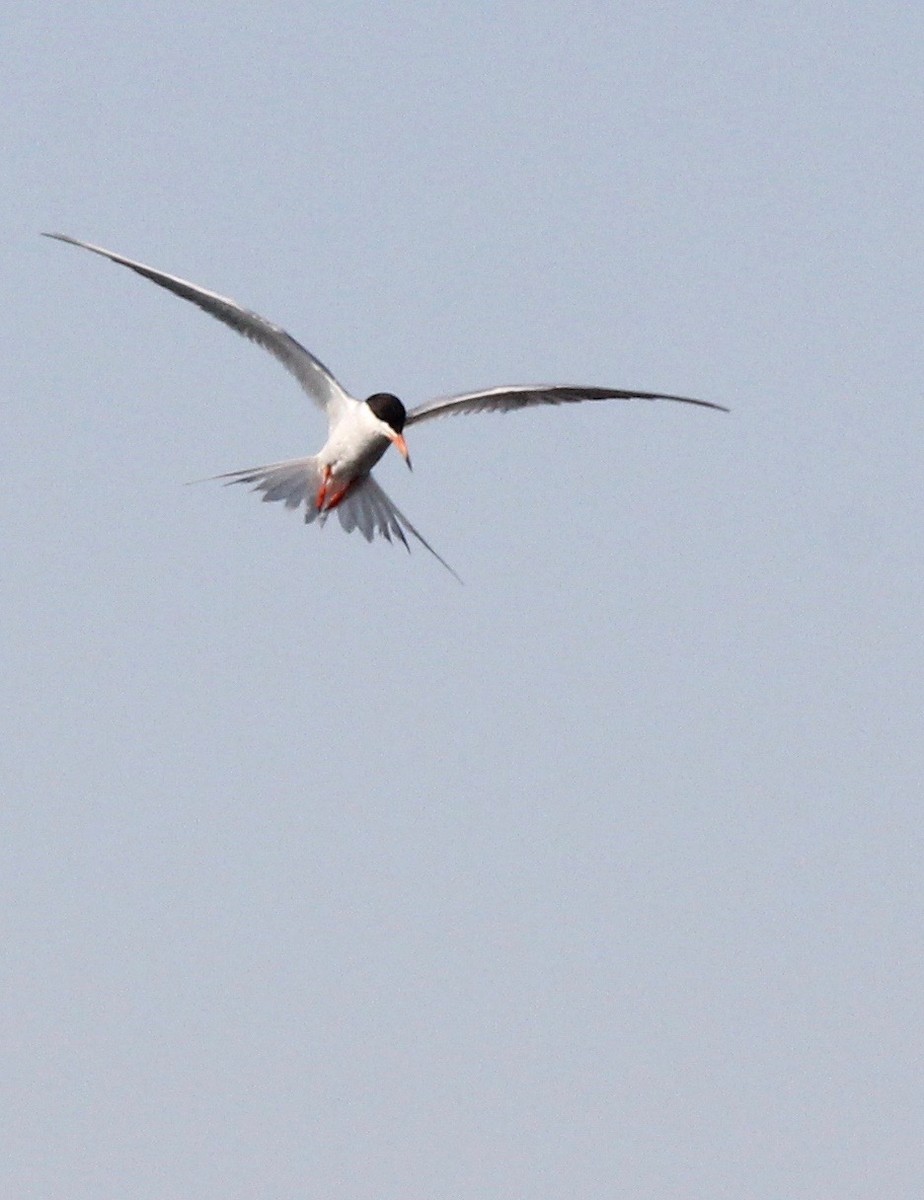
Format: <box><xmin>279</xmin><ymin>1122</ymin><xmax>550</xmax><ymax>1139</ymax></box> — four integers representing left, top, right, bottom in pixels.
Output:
<box><xmin>4</xmin><ymin>3</ymin><xmax>923</xmax><ymax>1197</ymax></box>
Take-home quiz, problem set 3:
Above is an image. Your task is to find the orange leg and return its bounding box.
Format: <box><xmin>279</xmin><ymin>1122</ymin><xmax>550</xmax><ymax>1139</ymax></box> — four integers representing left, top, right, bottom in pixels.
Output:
<box><xmin>324</xmin><ymin>480</ymin><xmax>354</xmax><ymax>510</ymax></box>
<box><xmin>316</xmin><ymin>466</ymin><xmax>333</xmax><ymax>510</ymax></box>
<box><xmin>315</xmin><ymin>467</ymin><xmax>354</xmax><ymax>511</ymax></box>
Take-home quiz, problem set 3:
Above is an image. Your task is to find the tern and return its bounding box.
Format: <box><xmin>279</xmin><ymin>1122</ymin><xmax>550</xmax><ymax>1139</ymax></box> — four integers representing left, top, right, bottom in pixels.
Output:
<box><xmin>44</xmin><ymin>233</ymin><xmax>728</xmax><ymax>580</ymax></box>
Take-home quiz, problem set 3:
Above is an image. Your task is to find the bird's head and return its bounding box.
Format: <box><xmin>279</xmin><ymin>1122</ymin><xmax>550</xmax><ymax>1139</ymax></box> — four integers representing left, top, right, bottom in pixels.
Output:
<box><xmin>366</xmin><ymin>392</ymin><xmax>411</xmax><ymax>469</ymax></box>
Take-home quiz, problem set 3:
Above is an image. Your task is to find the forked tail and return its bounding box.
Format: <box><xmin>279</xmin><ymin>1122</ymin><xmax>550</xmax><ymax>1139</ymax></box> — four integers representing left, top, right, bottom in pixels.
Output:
<box><xmin>205</xmin><ymin>458</ymin><xmax>462</xmax><ymax>582</ymax></box>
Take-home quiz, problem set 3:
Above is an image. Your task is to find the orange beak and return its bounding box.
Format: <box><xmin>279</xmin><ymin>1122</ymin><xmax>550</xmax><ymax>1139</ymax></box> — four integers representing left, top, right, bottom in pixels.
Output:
<box><xmin>390</xmin><ymin>431</ymin><xmax>412</xmax><ymax>470</ymax></box>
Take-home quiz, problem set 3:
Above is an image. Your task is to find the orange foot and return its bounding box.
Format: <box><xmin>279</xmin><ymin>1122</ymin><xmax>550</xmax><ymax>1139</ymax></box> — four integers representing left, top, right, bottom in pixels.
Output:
<box><xmin>324</xmin><ymin>481</ymin><xmax>354</xmax><ymax>510</ymax></box>
<box><xmin>316</xmin><ymin>466</ymin><xmax>333</xmax><ymax>510</ymax></box>
<box><xmin>316</xmin><ymin>468</ymin><xmax>354</xmax><ymax>511</ymax></box>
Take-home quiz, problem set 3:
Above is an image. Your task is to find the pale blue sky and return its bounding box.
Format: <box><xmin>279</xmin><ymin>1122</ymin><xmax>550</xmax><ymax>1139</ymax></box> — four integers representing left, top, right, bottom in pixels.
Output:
<box><xmin>4</xmin><ymin>3</ymin><xmax>923</xmax><ymax>1197</ymax></box>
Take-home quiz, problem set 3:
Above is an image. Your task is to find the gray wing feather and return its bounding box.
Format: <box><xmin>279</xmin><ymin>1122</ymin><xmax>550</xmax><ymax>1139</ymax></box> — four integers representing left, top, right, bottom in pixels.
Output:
<box><xmin>406</xmin><ymin>383</ymin><xmax>728</xmax><ymax>425</ymax></box>
<box><xmin>43</xmin><ymin>233</ymin><xmax>350</xmax><ymax>417</ymax></box>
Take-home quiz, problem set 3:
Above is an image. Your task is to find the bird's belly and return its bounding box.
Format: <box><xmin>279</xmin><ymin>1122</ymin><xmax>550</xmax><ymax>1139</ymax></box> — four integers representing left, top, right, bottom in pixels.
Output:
<box><xmin>321</xmin><ymin>431</ymin><xmax>390</xmax><ymax>481</ymax></box>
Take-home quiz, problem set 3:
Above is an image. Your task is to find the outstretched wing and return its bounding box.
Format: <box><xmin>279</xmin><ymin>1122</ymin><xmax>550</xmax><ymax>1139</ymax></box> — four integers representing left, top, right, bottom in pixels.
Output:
<box><xmin>43</xmin><ymin>232</ymin><xmax>351</xmax><ymax>419</ymax></box>
<box><xmin>406</xmin><ymin>383</ymin><xmax>728</xmax><ymax>426</ymax></box>
<box><xmin>211</xmin><ymin>460</ymin><xmax>461</xmax><ymax>582</ymax></box>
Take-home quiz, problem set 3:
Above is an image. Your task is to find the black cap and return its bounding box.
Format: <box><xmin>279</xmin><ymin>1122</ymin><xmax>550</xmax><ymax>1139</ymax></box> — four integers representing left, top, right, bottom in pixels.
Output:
<box><xmin>365</xmin><ymin>392</ymin><xmax>407</xmax><ymax>434</ymax></box>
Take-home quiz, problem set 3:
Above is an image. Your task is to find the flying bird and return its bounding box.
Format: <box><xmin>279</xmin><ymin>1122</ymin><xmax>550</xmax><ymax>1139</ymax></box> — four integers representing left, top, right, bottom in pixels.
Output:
<box><xmin>44</xmin><ymin>233</ymin><xmax>728</xmax><ymax>580</ymax></box>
